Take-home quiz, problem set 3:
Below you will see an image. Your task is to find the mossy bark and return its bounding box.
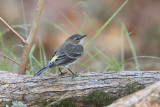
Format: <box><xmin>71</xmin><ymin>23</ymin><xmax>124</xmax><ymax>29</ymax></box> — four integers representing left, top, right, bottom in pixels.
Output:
<box><xmin>109</xmin><ymin>81</ymin><xmax>160</xmax><ymax>107</ymax></box>
<box><xmin>52</xmin><ymin>82</ymin><xmax>145</xmax><ymax>107</ymax></box>
<box><xmin>0</xmin><ymin>71</ymin><xmax>159</xmax><ymax>106</ymax></box>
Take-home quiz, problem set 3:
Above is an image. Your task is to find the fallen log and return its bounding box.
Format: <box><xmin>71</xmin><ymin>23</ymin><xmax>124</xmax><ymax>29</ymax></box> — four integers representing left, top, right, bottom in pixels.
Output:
<box><xmin>108</xmin><ymin>81</ymin><xmax>160</xmax><ymax>107</ymax></box>
<box><xmin>0</xmin><ymin>71</ymin><xmax>160</xmax><ymax>106</ymax></box>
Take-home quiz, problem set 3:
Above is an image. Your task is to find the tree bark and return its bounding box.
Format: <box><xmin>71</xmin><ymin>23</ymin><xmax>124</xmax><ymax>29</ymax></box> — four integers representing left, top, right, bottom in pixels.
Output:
<box><xmin>0</xmin><ymin>71</ymin><xmax>160</xmax><ymax>106</ymax></box>
<box><xmin>108</xmin><ymin>81</ymin><xmax>160</xmax><ymax>107</ymax></box>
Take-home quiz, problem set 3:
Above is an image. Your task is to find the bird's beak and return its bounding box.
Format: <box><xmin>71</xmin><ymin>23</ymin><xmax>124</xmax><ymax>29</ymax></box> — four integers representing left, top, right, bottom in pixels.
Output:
<box><xmin>81</xmin><ymin>35</ymin><xmax>87</xmax><ymax>39</ymax></box>
<box><xmin>80</xmin><ymin>35</ymin><xmax>87</xmax><ymax>44</ymax></box>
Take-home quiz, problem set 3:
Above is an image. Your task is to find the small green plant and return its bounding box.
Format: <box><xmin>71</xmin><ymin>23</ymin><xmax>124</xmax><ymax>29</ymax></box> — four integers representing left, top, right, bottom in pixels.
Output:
<box><xmin>0</xmin><ymin>31</ymin><xmax>20</xmax><ymax>72</ymax></box>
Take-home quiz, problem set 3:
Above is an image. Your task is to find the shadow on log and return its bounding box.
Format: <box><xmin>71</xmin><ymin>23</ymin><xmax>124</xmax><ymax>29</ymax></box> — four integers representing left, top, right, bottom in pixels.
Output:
<box><xmin>0</xmin><ymin>71</ymin><xmax>160</xmax><ymax>106</ymax></box>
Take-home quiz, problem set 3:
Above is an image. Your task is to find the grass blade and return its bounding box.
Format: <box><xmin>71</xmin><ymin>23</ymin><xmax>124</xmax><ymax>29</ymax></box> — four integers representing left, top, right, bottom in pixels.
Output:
<box><xmin>45</xmin><ymin>20</ymin><xmax>70</xmax><ymax>35</ymax></box>
<box><xmin>123</xmin><ymin>24</ymin><xmax>140</xmax><ymax>70</ymax></box>
<box><xmin>61</xmin><ymin>13</ymin><xmax>81</xmax><ymax>34</ymax></box>
<box><xmin>85</xmin><ymin>0</ymin><xmax>129</xmax><ymax>48</ymax></box>
<box><xmin>121</xmin><ymin>24</ymin><xmax>125</xmax><ymax>71</ymax></box>
<box><xmin>21</xmin><ymin>0</ymin><xmax>28</xmax><ymax>37</ymax></box>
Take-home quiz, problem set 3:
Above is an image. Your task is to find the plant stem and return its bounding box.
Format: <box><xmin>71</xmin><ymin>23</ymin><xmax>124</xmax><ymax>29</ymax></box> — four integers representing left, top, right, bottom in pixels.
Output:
<box><xmin>0</xmin><ymin>17</ymin><xmax>26</xmax><ymax>44</ymax></box>
<box><xmin>0</xmin><ymin>52</ymin><xmax>20</xmax><ymax>65</ymax></box>
<box><xmin>19</xmin><ymin>0</ymin><xmax>44</xmax><ymax>74</ymax></box>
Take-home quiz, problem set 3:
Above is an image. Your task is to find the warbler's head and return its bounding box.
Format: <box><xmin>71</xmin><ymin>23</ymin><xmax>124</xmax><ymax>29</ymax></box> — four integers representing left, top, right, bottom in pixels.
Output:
<box><xmin>66</xmin><ymin>34</ymin><xmax>87</xmax><ymax>45</ymax></box>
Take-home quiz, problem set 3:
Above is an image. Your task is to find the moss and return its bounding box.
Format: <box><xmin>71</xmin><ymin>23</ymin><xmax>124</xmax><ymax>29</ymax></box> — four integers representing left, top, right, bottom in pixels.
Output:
<box><xmin>55</xmin><ymin>98</ymin><xmax>76</xmax><ymax>107</ymax></box>
<box><xmin>53</xmin><ymin>91</ymin><xmax>115</xmax><ymax>107</ymax></box>
<box><xmin>79</xmin><ymin>82</ymin><xmax>145</xmax><ymax>106</ymax></box>
<box><xmin>116</xmin><ymin>82</ymin><xmax>145</xmax><ymax>98</ymax></box>
<box><xmin>42</xmin><ymin>101</ymin><xmax>53</xmax><ymax>107</ymax></box>
<box><xmin>44</xmin><ymin>82</ymin><xmax>145</xmax><ymax>107</ymax></box>
<box><xmin>80</xmin><ymin>90</ymin><xmax>115</xmax><ymax>106</ymax></box>
<box><xmin>21</xmin><ymin>94</ymin><xmax>26</xmax><ymax>101</ymax></box>
<box><xmin>126</xmin><ymin>82</ymin><xmax>145</xmax><ymax>94</ymax></box>
<box><xmin>36</xmin><ymin>97</ymin><xmax>54</xmax><ymax>107</ymax></box>
<box><xmin>34</xmin><ymin>94</ymin><xmax>44</xmax><ymax>105</ymax></box>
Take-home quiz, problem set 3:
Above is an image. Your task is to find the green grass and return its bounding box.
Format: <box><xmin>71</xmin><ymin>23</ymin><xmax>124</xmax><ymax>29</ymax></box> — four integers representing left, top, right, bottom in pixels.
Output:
<box><xmin>60</xmin><ymin>12</ymin><xmax>82</xmax><ymax>34</ymax></box>
<box><xmin>46</xmin><ymin>19</ymin><xmax>71</xmax><ymax>36</ymax></box>
<box><xmin>0</xmin><ymin>31</ymin><xmax>20</xmax><ymax>72</ymax></box>
<box><xmin>0</xmin><ymin>31</ymin><xmax>4</xmax><ymax>51</ymax></box>
<box><xmin>1</xmin><ymin>0</ymin><xmax>160</xmax><ymax>76</ymax></box>
<box><xmin>84</xmin><ymin>0</ymin><xmax>129</xmax><ymax>48</ymax></box>
<box><xmin>93</xmin><ymin>47</ymin><xmax>121</xmax><ymax>71</ymax></box>
<box><xmin>42</xmin><ymin>0</ymin><xmax>131</xmax><ymax>72</ymax></box>
<box><xmin>26</xmin><ymin>41</ymin><xmax>52</xmax><ymax>75</ymax></box>
<box><xmin>122</xmin><ymin>24</ymin><xmax>140</xmax><ymax>70</ymax></box>
<box><xmin>121</xmin><ymin>25</ymin><xmax>125</xmax><ymax>71</ymax></box>
<box><xmin>21</xmin><ymin>0</ymin><xmax>28</xmax><ymax>37</ymax></box>
<box><xmin>0</xmin><ymin>0</ymin><xmax>139</xmax><ymax>73</ymax></box>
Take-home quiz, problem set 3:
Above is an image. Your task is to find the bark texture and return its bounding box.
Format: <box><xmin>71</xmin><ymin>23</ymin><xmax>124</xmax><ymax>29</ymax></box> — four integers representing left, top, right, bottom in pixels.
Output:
<box><xmin>109</xmin><ymin>81</ymin><xmax>160</xmax><ymax>107</ymax></box>
<box><xmin>0</xmin><ymin>71</ymin><xmax>160</xmax><ymax>106</ymax></box>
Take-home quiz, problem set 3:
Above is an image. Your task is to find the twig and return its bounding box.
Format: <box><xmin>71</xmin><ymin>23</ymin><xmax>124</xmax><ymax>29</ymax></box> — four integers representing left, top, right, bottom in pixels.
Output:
<box><xmin>1</xmin><ymin>24</ymin><xmax>30</xmax><ymax>36</ymax></box>
<box><xmin>0</xmin><ymin>17</ymin><xmax>26</xmax><ymax>44</ymax></box>
<box><xmin>19</xmin><ymin>0</ymin><xmax>44</xmax><ymax>74</ymax></box>
<box><xmin>0</xmin><ymin>52</ymin><xmax>20</xmax><ymax>65</ymax></box>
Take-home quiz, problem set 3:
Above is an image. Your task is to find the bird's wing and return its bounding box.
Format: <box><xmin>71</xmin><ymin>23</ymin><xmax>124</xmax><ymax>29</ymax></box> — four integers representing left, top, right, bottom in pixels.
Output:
<box><xmin>50</xmin><ymin>51</ymin><xmax>57</xmax><ymax>60</ymax></box>
<box><xmin>49</xmin><ymin>43</ymin><xmax>83</xmax><ymax>67</ymax></box>
<box><xmin>65</xmin><ymin>43</ymin><xmax>84</xmax><ymax>58</ymax></box>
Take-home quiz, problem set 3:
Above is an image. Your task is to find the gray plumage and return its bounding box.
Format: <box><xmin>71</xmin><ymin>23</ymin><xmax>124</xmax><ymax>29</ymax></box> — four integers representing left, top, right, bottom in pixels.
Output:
<box><xmin>34</xmin><ymin>34</ymin><xmax>86</xmax><ymax>77</ymax></box>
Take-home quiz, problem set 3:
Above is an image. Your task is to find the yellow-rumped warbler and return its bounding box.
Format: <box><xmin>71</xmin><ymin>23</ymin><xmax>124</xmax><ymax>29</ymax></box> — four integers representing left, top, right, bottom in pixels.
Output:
<box><xmin>34</xmin><ymin>34</ymin><xmax>87</xmax><ymax>76</ymax></box>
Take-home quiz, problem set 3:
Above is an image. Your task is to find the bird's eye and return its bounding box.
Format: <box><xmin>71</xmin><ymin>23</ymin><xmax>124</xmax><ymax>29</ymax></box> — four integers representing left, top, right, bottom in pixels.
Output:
<box><xmin>75</xmin><ymin>38</ymin><xmax>79</xmax><ymax>41</ymax></box>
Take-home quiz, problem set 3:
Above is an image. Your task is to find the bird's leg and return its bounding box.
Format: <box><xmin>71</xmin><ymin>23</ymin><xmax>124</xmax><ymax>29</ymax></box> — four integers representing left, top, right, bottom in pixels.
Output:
<box><xmin>67</xmin><ymin>68</ymin><xmax>75</xmax><ymax>75</ymax></box>
<box><xmin>58</xmin><ymin>68</ymin><xmax>64</xmax><ymax>75</ymax></box>
<box><xmin>58</xmin><ymin>68</ymin><xmax>63</xmax><ymax>74</ymax></box>
<box><xmin>58</xmin><ymin>67</ymin><xmax>67</xmax><ymax>76</ymax></box>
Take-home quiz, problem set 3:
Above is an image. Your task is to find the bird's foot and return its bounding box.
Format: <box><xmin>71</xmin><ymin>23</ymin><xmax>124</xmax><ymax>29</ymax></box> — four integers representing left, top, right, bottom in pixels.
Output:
<box><xmin>58</xmin><ymin>72</ymin><xmax>67</xmax><ymax>76</ymax></box>
<box><xmin>71</xmin><ymin>72</ymin><xmax>78</xmax><ymax>78</ymax></box>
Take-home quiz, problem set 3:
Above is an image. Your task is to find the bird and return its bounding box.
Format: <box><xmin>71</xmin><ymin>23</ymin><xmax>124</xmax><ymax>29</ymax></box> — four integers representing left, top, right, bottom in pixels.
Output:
<box><xmin>34</xmin><ymin>34</ymin><xmax>87</xmax><ymax>76</ymax></box>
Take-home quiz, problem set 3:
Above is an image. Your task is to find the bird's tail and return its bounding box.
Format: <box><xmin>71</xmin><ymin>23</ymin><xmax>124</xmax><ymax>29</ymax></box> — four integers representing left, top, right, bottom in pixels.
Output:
<box><xmin>34</xmin><ymin>64</ymin><xmax>50</xmax><ymax>77</ymax></box>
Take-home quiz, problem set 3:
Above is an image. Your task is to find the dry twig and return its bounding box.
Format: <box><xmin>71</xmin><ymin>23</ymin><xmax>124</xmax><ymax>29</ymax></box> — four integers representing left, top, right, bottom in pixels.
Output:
<box><xmin>19</xmin><ymin>0</ymin><xmax>44</xmax><ymax>74</ymax></box>
<box><xmin>0</xmin><ymin>17</ymin><xmax>26</xmax><ymax>44</ymax></box>
<box><xmin>0</xmin><ymin>52</ymin><xmax>20</xmax><ymax>65</ymax></box>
